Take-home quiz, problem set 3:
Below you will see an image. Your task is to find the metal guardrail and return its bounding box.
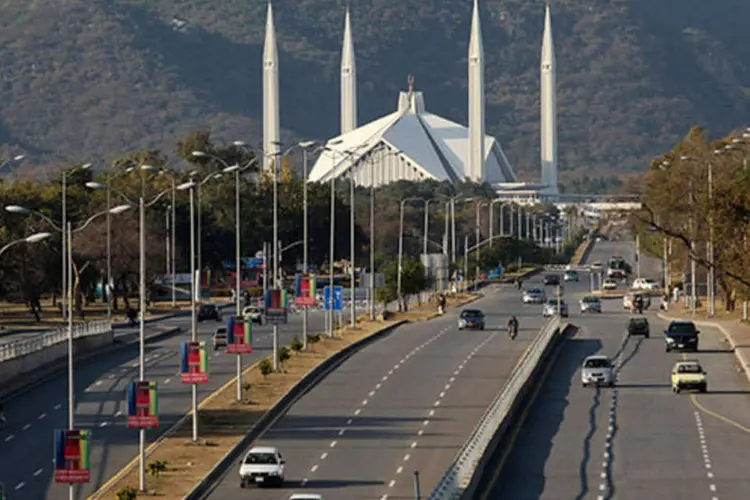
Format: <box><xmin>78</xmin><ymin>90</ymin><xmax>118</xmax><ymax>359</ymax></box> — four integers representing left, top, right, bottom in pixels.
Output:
<box><xmin>0</xmin><ymin>320</ymin><xmax>111</xmax><ymax>363</ymax></box>
<box><xmin>428</xmin><ymin>317</ymin><xmax>562</xmax><ymax>500</ymax></box>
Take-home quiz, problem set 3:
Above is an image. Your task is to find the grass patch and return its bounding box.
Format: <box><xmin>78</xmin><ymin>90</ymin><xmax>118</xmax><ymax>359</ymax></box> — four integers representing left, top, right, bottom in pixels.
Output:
<box><xmin>96</xmin><ymin>293</ymin><xmax>478</xmax><ymax>498</ymax></box>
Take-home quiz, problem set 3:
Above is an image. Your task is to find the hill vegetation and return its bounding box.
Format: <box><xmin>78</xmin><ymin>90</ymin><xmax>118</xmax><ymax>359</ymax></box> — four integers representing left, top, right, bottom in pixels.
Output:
<box><xmin>0</xmin><ymin>0</ymin><xmax>748</xmax><ymax>191</ymax></box>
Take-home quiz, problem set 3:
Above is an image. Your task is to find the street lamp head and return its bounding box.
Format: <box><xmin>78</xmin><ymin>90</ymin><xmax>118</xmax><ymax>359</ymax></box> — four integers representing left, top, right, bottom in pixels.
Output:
<box><xmin>12</xmin><ymin>154</ymin><xmax>25</xmax><ymax>161</ymax></box>
<box><xmin>223</xmin><ymin>165</ymin><xmax>240</xmax><ymax>173</ymax></box>
<box><xmin>232</xmin><ymin>141</ymin><xmax>247</xmax><ymax>147</ymax></box>
<box><xmin>680</xmin><ymin>156</ymin><xmax>693</xmax><ymax>161</ymax></box>
<box><xmin>85</xmin><ymin>181</ymin><xmax>107</xmax><ymax>190</ymax></box>
<box><xmin>80</xmin><ymin>163</ymin><xmax>92</xmax><ymax>170</ymax></box>
<box><xmin>732</xmin><ymin>138</ymin><xmax>745</xmax><ymax>144</ymax></box>
<box><xmin>328</xmin><ymin>138</ymin><xmax>344</xmax><ymax>147</ymax></box>
<box><xmin>191</xmin><ymin>151</ymin><xmax>209</xmax><ymax>158</ymax></box>
<box><xmin>109</xmin><ymin>204</ymin><xmax>132</xmax><ymax>214</ymax></box>
<box><xmin>270</xmin><ymin>140</ymin><xmax>284</xmax><ymax>146</ymax></box>
<box><xmin>176</xmin><ymin>181</ymin><xmax>196</xmax><ymax>191</ymax></box>
<box><xmin>713</xmin><ymin>149</ymin><xmax>724</xmax><ymax>155</ymax></box>
<box><xmin>743</xmin><ymin>132</ymin><xmax>750</xmax><ymax>139</ymax></box>
<box><xmin>125</xmin><ymin>166</ymin><xmax>136</xmax><ymax>173</ymax></box>
<box><xmin>141</xmin><ymin>164</ymin><xmax>160</xmax><ymax>173</ymax></box>
<box><xmin>24</xmin><ymin>232</ymin><xmax>52</xmax><ymax>244</ymax></box>
<box><xmin>298</xmin><ymin>141</ymin><xmax>316</xmax><ymax>149</ymax></box>
<box><xmin>5</xmin><ymin>205</ymin><xmax>30</xmax><ymax>215</ymax></box>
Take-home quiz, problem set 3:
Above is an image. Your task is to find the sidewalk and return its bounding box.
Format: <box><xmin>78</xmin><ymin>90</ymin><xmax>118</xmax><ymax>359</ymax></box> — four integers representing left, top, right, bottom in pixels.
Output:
<box><xmin>658</xmin><ymin>308</ymin><xmax>750</xmax><ymax>384</ymax></box>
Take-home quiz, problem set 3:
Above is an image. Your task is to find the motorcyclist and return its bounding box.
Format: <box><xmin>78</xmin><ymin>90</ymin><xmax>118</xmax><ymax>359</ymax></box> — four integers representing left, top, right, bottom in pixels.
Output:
<box><xmin>634</xmin><ymin>294</ymin><xmax>644</xmax><ymax>314</ymax></box>
<box><xmin>516</xmin><ymin>278</ymin><xmax>523</xmax><ymax>291</ymax></box>
<box><xmin>126</xmin><ymin>307</ymin><xmax>137</xmax><ymax>326</ymax></box>
<box><xmin>437</xmin><ymin>293</ymin><xmax>447</xmax><ymax>314</ymax></box>
<box><xmin>507</xmin><ymin>316</ymin><xmax>519</xmax><ymax>338</ymax></box>
<box><xmin>0</xmin><ymin>402</ymin><xmax>6</xmax><ymax>427</ymax></box>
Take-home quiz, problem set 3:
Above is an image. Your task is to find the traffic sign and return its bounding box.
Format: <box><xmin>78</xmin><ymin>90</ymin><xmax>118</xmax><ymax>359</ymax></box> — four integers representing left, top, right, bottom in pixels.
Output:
<box><xmin>324</xmin><ymin>285</ymin><xmax>343</xmax><ymax>311</ymax></box>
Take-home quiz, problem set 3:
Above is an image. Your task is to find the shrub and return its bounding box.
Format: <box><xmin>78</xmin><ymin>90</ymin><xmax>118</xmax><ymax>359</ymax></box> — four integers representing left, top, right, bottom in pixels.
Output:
<box><xmin>116</xmin><ymin>486</ymin><xmax>138</xmax><ymax>500</ymax></box>
<box><xmin>259</xmin><ymin>359</ymin><xmax>273</xmax><ymax>378</ymax></box>
<box><xmin>148</xmin><ymin>460</ymin><xmax>168</xmax><ymax>478</ymax></box>
<box><xmin>278</xmin><ymin>346</ymin><xmax>291</xmax><ymax>368</ymax></box>
<box><xmin>290</xmin><ymin>336</ymin><xmax>304</xmax><ymax>353</ymax></box>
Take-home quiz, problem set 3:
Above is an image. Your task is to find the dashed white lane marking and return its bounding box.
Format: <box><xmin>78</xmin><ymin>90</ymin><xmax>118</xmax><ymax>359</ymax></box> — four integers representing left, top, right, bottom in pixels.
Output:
<box><xmin>410</xmin><ymin>441</ymin><xmax>417</xmax><ymax>448</ymax></box>
<box><xmin>33</xmin><ymin>468</ymin><xmax>43</xmax><ymax>476</ymax></box>
<box><xmin>369</xmin><ymin>390</ymin><xmax>376</xmax><ymax>396</ymax></box>
<box><xmin>115</xmin><ymin>411</ymin><xmax>122</xmax><ymax>417</ymax></box>
<box><xmin>403</xmin><ymin>454</ymin><xmax>410</xmax><ymax>461</ymax></box>
<box><xmin>95</xmin><ymin>380</ymin><xmax>103</xmax><ymax>386</ymax></box>
<box><xmin>338</xmin><ymin>429</ymin><xmax>345</xmax><ymax>436</ymax></box>
<box><xmin>53</xmin><ymin>404</ymin><xmax>61</xmax><ymax>410</ymax></box>
<box><xmin>353</xmin><ymin>409</ymin><xmax>361</xmax><ymax>416</ymax></box>
<box><xmin>22</xmin><ymin>424</ymin><xmax>31</xmax><ymax>431</ymax></box>
<box><xmin>301</xmin><ymin>478</ymin><xmax>308</xmax><ymax>486</ymax></box>
<box><xmin>108</xmin><ymin>373</ymin><xmax>115</xmax><ymax>379</ymax></box>
<box><xmin>164</xmin><ymin>378</ymin><xmax>171</xmax><ymax>384</ymax></box>
<box><xmin>320</xmin><ymin>452</ymin><xmax>328</xmax><ymax>460</ymax></box>
<box><xmin>388</xmin><ymin>479</ymin><xmax>396</xmax><ymax>487</ymax></box>
<box><xmin>4</xmin><ymin>435</ymin><xmax>14</xmax><ymax>442</ymax></box>
<box><xmin>38</xmin><ymin>413</ymin><xmax>46</xmax><ymax>420</ymax></box>
<box><xmin>346</xmin><ymin>418</ymin><xmax>353</xmax><ymax>425</ymax></box>
<box><xmin>329</xmin><ymin>440</ymin><xmax>337</xmax><ymax>448</ymax></box>
<box><xmin>694</xmin><ymin>411</ymin><xmax>719</xmax><ymax>498</ymax></box>
<box><xmin>310</xmin><ymin>465</ymin><xmax>318</xmax><ymax>472</ymax></box>
<box><xmin>14</xmin><ymin>482</ymin><xmax>24</xmax><ymax>490</ymax></box>
<box><xmin>100</xmin><ymin>421</ymin><xmax>109</xmax><ymax>427</ymax></box>
<box><xmin>396</xmin><ymin>466</ymin><xmax>403</xmax><ymax>474</ymax></box>
<box><xmin>380</xmin><ymin>495</ymin><xmax>388</xmax><ymax>500</ymax></box>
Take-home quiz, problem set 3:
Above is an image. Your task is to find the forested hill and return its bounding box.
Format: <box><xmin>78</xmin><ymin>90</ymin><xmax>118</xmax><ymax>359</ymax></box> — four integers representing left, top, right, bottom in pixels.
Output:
<box><xmin>0</xmin><ymin>0</ymin><xmax>748</xmax><ymax>190</ymax></box>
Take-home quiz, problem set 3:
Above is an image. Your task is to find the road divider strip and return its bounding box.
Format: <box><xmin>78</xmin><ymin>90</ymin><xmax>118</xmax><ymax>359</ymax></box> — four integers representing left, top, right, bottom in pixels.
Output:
<box><xmin>428</xmin><ymin>318</ymin><xmax>573</xmax><ymax>500</ymax></box>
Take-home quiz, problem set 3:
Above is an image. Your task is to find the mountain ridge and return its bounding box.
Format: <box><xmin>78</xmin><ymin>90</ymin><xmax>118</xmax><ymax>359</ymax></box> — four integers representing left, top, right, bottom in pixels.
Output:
<box><xmin>0</xmin><ymin>0</ymin><xmax>748</xmax><ymax>190</ymax></box>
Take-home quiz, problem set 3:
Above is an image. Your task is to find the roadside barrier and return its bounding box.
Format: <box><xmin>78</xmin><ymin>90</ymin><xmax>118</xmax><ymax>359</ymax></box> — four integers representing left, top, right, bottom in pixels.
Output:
<box><xmin>0</xmin><ymin>320</ymin><xmax>111</xmax><ymax>363</ymax></box>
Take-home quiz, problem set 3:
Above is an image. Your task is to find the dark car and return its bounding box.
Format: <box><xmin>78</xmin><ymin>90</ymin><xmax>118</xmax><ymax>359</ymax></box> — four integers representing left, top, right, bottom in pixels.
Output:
<box><xmin>543</xmin><ymin>274</ymin><xmax>560</xmax><ymax>286</ymax></box>
<box><xmin>198</xmin><ymin>303</ymin><xmax>222</xmax><ymax>322</ymax></box>
<box><xmin>627</xmin><ymin>317</ymin><xmax>650</xmax><ymax>338</ymax></box>
<box><xmin>664</xmin><ymin>321</ymin><xmax>699</xmax><ymax>352</ymax></box>
<box><xmin>458</xmin><ymin>309</ymin><xmax>485</xmax><ymax>330</ymax></box>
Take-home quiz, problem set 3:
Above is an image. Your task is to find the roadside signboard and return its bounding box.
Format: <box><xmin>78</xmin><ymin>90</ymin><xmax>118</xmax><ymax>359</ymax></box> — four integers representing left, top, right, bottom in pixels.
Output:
<box><xmin>294</xmin><ymin>273</ymin><xmax>317</xmax><ymax>306</ymax></box>
<box><xmin>265</xmin><ymin>289</ymin><xmax>288</xmax><ymax>324</ymax></box>
<box><xmin>54</xmin><ymin>429</ymin><xmax>91</xmax><ymax>483</ymax></box>
<box><xmin>127</xmin><ymin>380</ymin><xmax>159</xmax><ymax>428</ymax></box>
<box><xmin>227</xmin><ymin>315</ymin><xmax>253</xmax><ymax>354</ymax></box>
<box><xmin>180</xmin><ymin>341</ymin><xmax>209</xmax><ymax>384</ymax></box>
<box><xmin>324</xmin><ymin>286</ymin><xmax>343</xmax><ymax>311</ymax></box>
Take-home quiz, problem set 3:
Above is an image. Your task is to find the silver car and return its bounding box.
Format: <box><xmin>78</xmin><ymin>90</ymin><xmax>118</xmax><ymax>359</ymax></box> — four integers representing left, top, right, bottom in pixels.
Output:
<box><xmin>543</xmin><ymin>298</ymin><xmax>568</xmax><ymax>318</ymax></box>
<box><xmin>581</xmin><ymin>355</ymin><xmax>614</xmax><ymax>387</ymax></box>
<box><xmin>522</xmin><ymin>288</ymin><xmax>546</xmax><ymax>304</ymax></box>
<box><xmin>579</xmin><ymin>296</ymin><xmax>602</xmax><ymax>313</ymax></box>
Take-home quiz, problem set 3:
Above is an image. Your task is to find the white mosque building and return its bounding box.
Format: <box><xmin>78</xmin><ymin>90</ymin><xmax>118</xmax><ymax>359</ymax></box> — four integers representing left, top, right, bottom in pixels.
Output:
<box><xmin>262</xmin><ymin>1</ymin><xmax>560</xmax><ymax>199</ymax></box>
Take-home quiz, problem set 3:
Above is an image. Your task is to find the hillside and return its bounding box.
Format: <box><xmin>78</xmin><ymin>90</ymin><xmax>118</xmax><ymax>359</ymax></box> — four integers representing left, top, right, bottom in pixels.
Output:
<box><xmin>0</xmin><ymin>0</ymin><xmax>748</xmax><ymax>189</ymax></box>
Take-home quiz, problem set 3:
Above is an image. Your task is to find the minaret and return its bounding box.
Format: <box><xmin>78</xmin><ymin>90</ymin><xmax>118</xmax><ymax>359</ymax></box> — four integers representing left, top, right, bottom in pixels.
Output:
<box><xmin>340</xmin><ymin>4</ymin><xmax>357</xmax><ymax>135</ymax></box>
<box><xmin>540</xmin><ymin>2</ymin><xmax>559</xmax><ymax>195</ymax></box>
<box><xmin>468</xmin><ymin>0</ymin><xmax>485</xmax><ymax>182</ymax></box>
<box><xmin>263</xmin><ymin>1</ymin><xmax>280</xmax><ymax>171</ymax></box>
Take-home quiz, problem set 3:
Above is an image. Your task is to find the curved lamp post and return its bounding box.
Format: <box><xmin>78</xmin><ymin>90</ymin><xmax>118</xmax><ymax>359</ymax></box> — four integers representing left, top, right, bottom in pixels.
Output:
<box><xmin>86</xmin><ymin>168</ymin><xmax>172</xmax><ymax>493</ymax></box>
<box><xmin>0</xmin><ymin>232</ymin><xmax>52</xmax><ymax>256</ymax></box>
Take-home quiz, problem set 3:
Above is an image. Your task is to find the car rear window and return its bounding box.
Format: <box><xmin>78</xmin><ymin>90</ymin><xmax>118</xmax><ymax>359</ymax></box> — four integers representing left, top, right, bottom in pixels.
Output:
<box><xmin>668</xmin><ymin>322</ymin><xmax>697</xmax><ymax>334</ymax></box>
<box><xmin>461</xmin><ymin>310</ymin><xmax>483</xmax><ymax>318</ymax></box>
<box><xmin>244</xmin><ymin>453</ymin><xmax>278</xmax><ymax>464</ymax></box>
<box><xmin>584</xmin><ymin>358</ymin><xmax>611</xmax><ymax>369</ymax></box>
<box><xmin>677</xmin><ymin>364</ymin><xmax>702</xmax><ymax>374</ymax></box>
<box><xmin>583</xmin><ymin>297</ymin><xmax>599</xmax><ymax>303</ymax></box>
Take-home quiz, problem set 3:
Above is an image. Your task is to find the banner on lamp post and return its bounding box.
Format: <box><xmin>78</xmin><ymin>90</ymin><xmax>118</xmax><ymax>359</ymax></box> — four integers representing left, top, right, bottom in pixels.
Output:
<box><xmin>264</xmin><ymin>289</ymin><xmax>288</xmax><ymax>324</ymax></box>
<box><xmin>226</xmin><ymin>315</ymin><xmax>253</xmax><ymax>354</ymax></box>
<box><xmin>294</xmin><ymin>273</ymin><xmax>317</xmax><ymax>306</ymax></box>
<box><xmin>127</xmin><ymin>380</ymin><xmax>159</xmax><ymax>428</ymax></box>
<box><xmin>180</xmin><ymin>341</ymin><xmax>209</xmax><ymax>384</ymax></box>
<box><xmin>53</xmin><ymin>429</ymin><xmax>91</xmax><ymax>483</ymax></box>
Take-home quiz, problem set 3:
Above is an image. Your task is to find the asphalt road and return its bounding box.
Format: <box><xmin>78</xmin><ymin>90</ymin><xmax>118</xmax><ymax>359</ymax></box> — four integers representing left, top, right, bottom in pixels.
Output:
<box><xmin>487</xmin><ymin>240</ymin><xmax>750</xmax><ymax>499</ymax></box>
<box><xmin>204</xmin><ymin>273</ymin><xmax>593</xmax><ymax>500</ymax></box>
<box><xmin>0</xmin><ymin>307</ymin><xmax>331</xmax><ymax>499</ymax></box>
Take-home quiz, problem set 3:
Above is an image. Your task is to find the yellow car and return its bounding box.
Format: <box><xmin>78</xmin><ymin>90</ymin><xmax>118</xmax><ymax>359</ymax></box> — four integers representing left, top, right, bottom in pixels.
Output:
<box><xmin>671</xmin><ymin>360</ymin><xmax>707</xmax><ymax>393</ymax></box>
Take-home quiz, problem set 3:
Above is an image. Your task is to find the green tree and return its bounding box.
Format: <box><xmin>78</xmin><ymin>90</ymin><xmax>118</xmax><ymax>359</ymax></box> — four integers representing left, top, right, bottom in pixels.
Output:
<box><xmin>381</xmin><ymin>256</ymin><xmax>428</xmax><ymax>311</ymax></box>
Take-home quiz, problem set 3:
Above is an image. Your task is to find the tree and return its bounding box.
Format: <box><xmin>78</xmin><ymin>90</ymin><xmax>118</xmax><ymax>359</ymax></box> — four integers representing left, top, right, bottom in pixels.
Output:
<box><xmin>381</xmin><ymin>256</ymin><xmax>428</xmax><ymax>311</ymax></box>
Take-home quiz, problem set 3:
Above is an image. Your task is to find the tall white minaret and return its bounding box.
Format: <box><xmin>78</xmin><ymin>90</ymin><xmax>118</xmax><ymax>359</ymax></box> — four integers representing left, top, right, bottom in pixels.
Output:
<box><xmin>540</xmin><ymin>2</ymin><xmax>559</xmax><ymax>195</ymax></box>
<box><xmin>263</xmin><ymin>1</ymin><xmax>280</xmax><ymax>171</ymax></box>
<box><xmin>340</xmin><ymin>4</ymin><xmax>357</xmax><ymax>135</ymax></box>
<box><xmin>468</xmin><ymin>0</ymin><xmax>485</xmax><ymax>182</ymax></box>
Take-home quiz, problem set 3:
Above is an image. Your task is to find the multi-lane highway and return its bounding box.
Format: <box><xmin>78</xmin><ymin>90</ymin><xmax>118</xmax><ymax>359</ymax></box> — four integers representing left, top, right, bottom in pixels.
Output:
<box><xmin>487</xmin><ymin>240</ymin><xmax>750</xmax><ymax>499</ymax></box>
<box><xmin>0</xmin><ymin>307</ymin><xmax>330</xmax><ymax>499</ymax></box>
<box><xmin>202</xmin><ymin>273</ymin><xmax>593</xmax><ymax>499</ymax></box>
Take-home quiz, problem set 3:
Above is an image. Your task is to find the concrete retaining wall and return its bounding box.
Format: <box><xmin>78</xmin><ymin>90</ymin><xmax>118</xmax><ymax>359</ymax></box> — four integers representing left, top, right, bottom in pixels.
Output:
<box><xmin>0</xmin><ymin>330</ymin><xmax>114</xmax><ymax>388</ymax></box>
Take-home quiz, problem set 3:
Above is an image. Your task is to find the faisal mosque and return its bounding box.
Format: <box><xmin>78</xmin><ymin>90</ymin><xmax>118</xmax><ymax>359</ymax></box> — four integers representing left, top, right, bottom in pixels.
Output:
<box><xmin>261</xmin><ymin>1</ymin><xmax>561</xmax><ymax>202</ymax></box>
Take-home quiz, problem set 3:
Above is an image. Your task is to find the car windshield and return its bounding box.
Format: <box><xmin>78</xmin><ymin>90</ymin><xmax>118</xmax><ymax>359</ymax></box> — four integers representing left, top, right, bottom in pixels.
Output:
<box><xmin>527</xmin><ymin>289</ymin><xmax>542</xmax><ymax>295</ymax></box>
<box><xmin>201</xmin><ymin>305</ymin><xmax>216</xmax><ymax>311</ymax></box>
<box><xmin>216</xmin><ymin>328</ymin><xmax>227</xmax><ymax>334</ymax></box>
<box><xmin>668</xmin><ymin>322</ymin><xmax>697</xmax><ymax>334</ymax></box>
<box><xmin>678</xmin><ymin>364</ymin><xmax>702</xmax><ymax>374</ymax></box>
<box><xmin>461</xmin><ymin>310</ymin><xmax>483</xmax><ymax>318</ymax></box>
<box><xmin>565</xmin><ymin>271</ymin><xmax>578</xmax><ymax>276</ymax></box>
<box><xmin>244</xmin><ymin>453</ymin><xmax>279</xmax><ymax>465</ymax></box>
<box><xmin>584</xmin><ymin>358</ymin><xmax>611</xmax><ymax>369</ymax></box>
<box><xmin>546</xmin><ymin>299</ymin><xmax>564</xmax><ymax>306</ymax></box>
<box><xmin>630</xmin><ymin>319</ymin><xmax>647</xmax><ymax>327</ymax></box>
<box><xmin>583</xmin><ymin>297</ymin><xmax>599</xmax><ymax>303</ymax></box>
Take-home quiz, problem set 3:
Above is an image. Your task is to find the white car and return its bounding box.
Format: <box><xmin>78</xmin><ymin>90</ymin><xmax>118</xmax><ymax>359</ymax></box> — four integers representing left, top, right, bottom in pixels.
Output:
<box><xmin>289</xmin><ymin>495</ymin><xmax>324</xmax><ymax>500</ymax></box>
<box><xmin>632</xmin><ymin>278</ymin><xmax>659</xmax><ymax>290</ymax></box>
<box><xmin>243</xmin><ymin>305</ymin><xmax>264</xmax><ymax>324</ymax></box>
<box><xmin>239</xmin><ymin>446</ymin><xmax>285</xmax><ymax>488</ymax></box>
<box><xmin>602</xmin><ymin>279</ymin><xmax>618</xmax><ymax>290</ymax></box>
<box><xmin>581</xmin><ymin>355</ymin><xmax>614</xmax><ymax>387</ymax></box>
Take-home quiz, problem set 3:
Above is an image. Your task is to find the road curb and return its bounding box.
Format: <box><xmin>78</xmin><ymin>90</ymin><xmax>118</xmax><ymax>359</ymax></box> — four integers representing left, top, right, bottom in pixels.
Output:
<box><xmin>657</xmin><ymin>312</ymin><xmax>750</xmax><ymax>384</ymax></box>
<box><xmin>0</xmin><ymin>325</ymin><xmax>182</xmax><ymax>404</ymax></box>
<box><xmin>185</xmin><ymin>318</ymin><xmax>410</xmax><ymax>499</ymax></box>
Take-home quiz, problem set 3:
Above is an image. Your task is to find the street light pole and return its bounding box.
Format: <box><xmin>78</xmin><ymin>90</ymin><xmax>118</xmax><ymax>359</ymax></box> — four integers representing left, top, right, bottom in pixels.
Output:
<box><xmin>171</xmin><ymin>178</ymin><xmax>176</xmax><ymax>308</ymax></box>
<box><xmin>106</xmin><ymin>168</ymin><xmax>112</xmax><ymax>320</ymax></box>
<box><xmin>234</xmin><ymin>166</ymin><xmax>242</xmax><ymax>400</ymax></box>
<box><xmin>707</xmin><ymin>158</ymin><xmax>715</xmax><ymax>317</ymax></box>
<box><xmin>350</xmin><ymin>174</ymin><xmax>356</xmax><ymax>327</ymax></box>
<box><xmin>272</xmin><ymin>151</ymin><xmax>280</xmax><ymax>369</ymax></box>
<box><xmin>369</xmin><ymin>160</ymin><xmax>376</xmax><ymax>321</ymax></box>
<box><xmin>66</xmin><ymin>221</ymin><xmax>74</xmax><ymax>500</ymax></box>
<box><xmin>188</xmin><ymin>185</ymin><xmax>199</xmax><ymax>441</ymax></box>
<box><xmin>61</xmin><ymin>172</ymin><xmax>67</xmax><ymax>321</ymax></box>
<box><xmin>137</xmin><ymin>190</ymin><xmax>147</xmax><ymax>492</ymax></box>
<box><xmin>397</xmin><ymin>200</ymin><xmax>405</xmax><ymax>311</ymax></box>
<box><xmin>329</xmin><ymin>165</ymin><xmax>336</xmax><ymax>337</ymax></box>
<box><xmin>300</xmin><ymin>143</ymin><xmax>312</xmax><ymax>348</ymax></box>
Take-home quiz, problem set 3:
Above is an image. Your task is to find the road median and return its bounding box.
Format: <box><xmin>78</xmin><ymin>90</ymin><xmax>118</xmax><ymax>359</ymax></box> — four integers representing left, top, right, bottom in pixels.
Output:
<box><xmin>90</xmin><ymin>293</ymin><xmax>478</xmax><ymax>499</ymax></box>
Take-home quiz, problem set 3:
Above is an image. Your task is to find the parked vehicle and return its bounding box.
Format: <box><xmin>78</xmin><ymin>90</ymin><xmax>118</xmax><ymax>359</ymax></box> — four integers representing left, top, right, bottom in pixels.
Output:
<box><xmin>198</xmin><ymin>303</ymin><xmax>221</xmax><ymax>322</ymax></box>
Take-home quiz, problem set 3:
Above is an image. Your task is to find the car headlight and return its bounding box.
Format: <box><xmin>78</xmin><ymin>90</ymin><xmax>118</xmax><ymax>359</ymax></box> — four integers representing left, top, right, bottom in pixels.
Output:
<box><xmin>666</xmin><ymin>337</ymin><xmax>675</xmax><ymax>343</ymax></box>
<box><xmin>458</xmin><ymin>320</ymin><xmax>466</xmax><ymax>326</ymax></box>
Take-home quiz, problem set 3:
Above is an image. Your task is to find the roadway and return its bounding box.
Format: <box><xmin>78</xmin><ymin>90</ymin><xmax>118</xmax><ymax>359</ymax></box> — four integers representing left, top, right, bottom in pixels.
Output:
<box><xmin>204</xmin><ymin>274</ymin><xmax>593</xmax><ymax>499</ymax></box>
<box><xmin>486</xmin><ymin>240</ymin><xmax>750</xmax><ymax>499</ymax></box>
<box><xmin>0</xmin><ymin>306</ymin><xmax>331</xmax><ymax>499</ymax></box>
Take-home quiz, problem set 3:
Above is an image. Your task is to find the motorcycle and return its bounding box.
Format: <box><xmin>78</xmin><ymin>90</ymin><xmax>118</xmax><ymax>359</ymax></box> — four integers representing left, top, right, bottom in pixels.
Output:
<box><xmin>508</xmin><ymin>324</ymin><xmax>518</xmax><ymax>339</ymax></box>
<box><xmin>438</xmin><ymin>305</ymin><xmax>445</xmax><ymax>315</ymax></box>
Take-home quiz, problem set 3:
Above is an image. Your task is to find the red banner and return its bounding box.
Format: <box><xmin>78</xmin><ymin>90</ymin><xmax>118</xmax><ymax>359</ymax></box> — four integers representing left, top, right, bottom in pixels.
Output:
<box><xmin>54</xmin><ymin>470</ymin><xmax>90</xmax><ymax>484</ymax></box>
